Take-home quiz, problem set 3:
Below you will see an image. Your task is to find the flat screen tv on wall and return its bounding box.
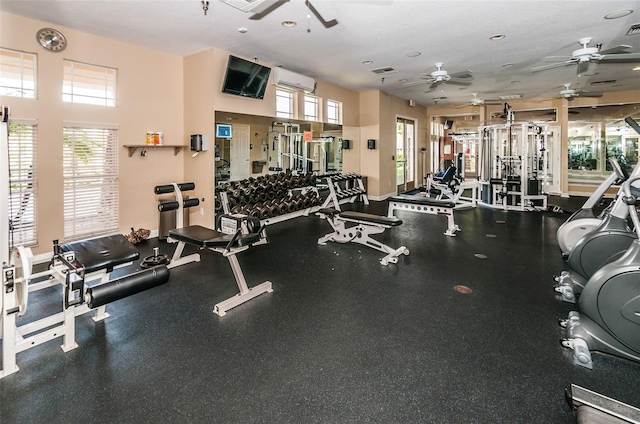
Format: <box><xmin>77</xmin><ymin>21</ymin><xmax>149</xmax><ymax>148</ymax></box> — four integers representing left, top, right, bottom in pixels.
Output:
<box><xmin>221</xmin><ymin>55</ymin><xmax>271</xmax><ymax>99</ymax></box>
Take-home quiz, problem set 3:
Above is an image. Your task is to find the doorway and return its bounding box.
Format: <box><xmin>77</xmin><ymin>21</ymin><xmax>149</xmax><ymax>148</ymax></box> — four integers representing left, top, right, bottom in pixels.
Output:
<box><xmin>396</xmin><ymin>117</ymin><xmax>416</xmax><ymax>193</ymax></box>
<box><xmin>229</xmin><ymin>124</ymin><xmax>250</xmax><ymax>181</ymax></box>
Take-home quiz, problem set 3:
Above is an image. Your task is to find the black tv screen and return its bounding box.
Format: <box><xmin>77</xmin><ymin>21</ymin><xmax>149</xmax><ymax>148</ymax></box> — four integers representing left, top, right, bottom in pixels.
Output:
<box><xmin>222</xmin><ymin>55</ymin><xmax>271</xmax><ymax>99</ymax></box>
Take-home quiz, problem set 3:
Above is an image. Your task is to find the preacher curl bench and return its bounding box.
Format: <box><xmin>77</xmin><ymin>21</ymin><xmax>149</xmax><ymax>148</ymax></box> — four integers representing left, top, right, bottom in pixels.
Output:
<box><xmin>317</xmin><ymin>208</ymin><xmax>409</xmax><ymax>265</ymax></box>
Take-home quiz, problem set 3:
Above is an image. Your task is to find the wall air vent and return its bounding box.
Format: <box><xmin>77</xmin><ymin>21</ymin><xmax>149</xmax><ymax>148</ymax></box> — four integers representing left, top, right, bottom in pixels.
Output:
<box><xmin>591</xmin><ymin>80</ymin><xmax>617</xmax><ymax>86</ymax></box>
<box><xmin>499</xmin><ymin>94</ymin><xmax>522</xmax><ymax>100</ymax></box>
<box><xmin>371</xmin><ymin>67</ymin><xmax>398</xmax><ymax>75</ymax></box>
<box><xmin>626</xmin><ymin>23</ymin><xmax>640</xmax><ymax>36</ymax></box>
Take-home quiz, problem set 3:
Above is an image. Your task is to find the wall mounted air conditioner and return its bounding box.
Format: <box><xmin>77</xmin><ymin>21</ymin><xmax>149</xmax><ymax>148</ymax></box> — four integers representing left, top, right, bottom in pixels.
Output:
<box><xmin>273</xmin><ymin>67</ymin><xmax>316</xmax><ymax>93</ymax></box>
<box><xmin>218</xmin><ymin>0</ymin><xmax>283</xmax><ymax>14</ymax></box>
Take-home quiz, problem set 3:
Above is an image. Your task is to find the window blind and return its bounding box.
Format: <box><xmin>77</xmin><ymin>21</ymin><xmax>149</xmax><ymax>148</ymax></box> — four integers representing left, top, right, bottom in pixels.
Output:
<box><xmin>8</xmin><ymin>120</ymin><xmax>37</xmax><ymax>247</ymax></box>
<box><xmin>62</xmin><ymin>126</ymin><xmax>119</xmax><ymax>241</ymax></box>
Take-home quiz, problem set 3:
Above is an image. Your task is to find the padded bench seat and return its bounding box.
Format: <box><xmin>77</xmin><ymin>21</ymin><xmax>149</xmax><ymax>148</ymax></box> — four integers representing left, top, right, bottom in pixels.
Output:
<box><xmin>340</xmin><ymin>210</ymin><xmax>402</xmax><ymax>227</ymax></box>
<box><xmin>388</xmin><ymin>194</ymin><xmax>456</xmax><ymax>209</ymax></box>
<box><xmin>169</xmin><ymin>225</ymin><xmax>261</xmax><ymax>249</ymax></box>
<box><xmin>60</xmin><ymin>234</ymin><xmax>139</xmax><ymax>274</ymax></box>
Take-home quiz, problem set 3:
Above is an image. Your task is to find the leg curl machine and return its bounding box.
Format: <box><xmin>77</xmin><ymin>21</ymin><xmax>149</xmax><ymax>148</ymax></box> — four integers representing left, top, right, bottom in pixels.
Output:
<box><xmin>317</xmin><ymin>208</ymin><xmax>409</xmax><ymax>265</ymax></box>
<box><xmin>167</xmin><ymin>215</ymin><xmax>273</xmax><ymax>316</ymax></box>
<box><xmin>1</xmin><ymin>236</ymin><xmax>169</xmax><ymax>378</ymax></box>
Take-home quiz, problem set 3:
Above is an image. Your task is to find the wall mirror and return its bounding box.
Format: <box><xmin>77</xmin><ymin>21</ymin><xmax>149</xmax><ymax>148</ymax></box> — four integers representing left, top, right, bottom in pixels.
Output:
<box><xmin>214</xmin><ymin>111</ymin><xmax>343</xmax><ymax>182</ymax></box>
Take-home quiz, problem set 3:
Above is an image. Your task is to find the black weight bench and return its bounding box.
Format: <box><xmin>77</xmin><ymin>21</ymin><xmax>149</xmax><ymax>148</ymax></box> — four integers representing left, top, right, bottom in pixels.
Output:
<box><xmin>168</xmin><ymin>223</ymin><xmax>272</xmax><ymax>316</ymax></box>
<box><xmin>387</xmin><ymin>194</ymin><xmax>460</xmax><ymax>236</ymax></box>
<box><xmin>317</xmin><ymin>208</ymin><xmax>409</xmax><ymax>265</ymax></box>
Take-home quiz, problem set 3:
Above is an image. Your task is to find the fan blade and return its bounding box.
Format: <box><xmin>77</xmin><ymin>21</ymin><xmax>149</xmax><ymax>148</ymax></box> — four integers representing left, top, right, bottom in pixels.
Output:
<box><xmin>449</xmin><ymin>70</ymin><xmax>473</xmax><ymax>79</ymax></box>
<box><xmin>305</xmin><ymin>0</ymin><xmax>338</xmax><ymax>28</ymax></box>
<box><xmin>598</xmin><ymin>44</ymin><xmax>632</xmax><ymax>55</ymax></box>
<box><xmin>542</xmin><ymin>55</ymin><xmax>573</xmax><ymax>63</ymax></box>
<box><xmin>576</xmin><ymin>61</ymin><xmax>590</xmax><ymax>75</ymax></box>
<box><xmin>532</xmin><ymin>60</ymin><xmax>574</xmax><ymax>73</ymax></box>
<box><xmin>402</xmin><ymin>80</ymin><xmax>431</xmax><ymax>88</ymax></box>
<box><xmin>578</xmin><ymin>92</ymin><xmax>603</xmax><ymax>98</ymax></box>
<box><xmin>425</xmin><ymin>82</ymin><xmax>441</xmax><ymax>93</ymax></box>
<box><xmin>248</xmin><ymin>0</ymin><xmax>290</xmax><ymax>20</ymax></box>
<box><xmin>447</xmin><ymin>79</ymin><xmax>473</xmax><ymax>86</ymax></box>
<box><xmin>600</xmin><ymin>52</ymin><xmax>640</xmax><ymax>62</ymax></box>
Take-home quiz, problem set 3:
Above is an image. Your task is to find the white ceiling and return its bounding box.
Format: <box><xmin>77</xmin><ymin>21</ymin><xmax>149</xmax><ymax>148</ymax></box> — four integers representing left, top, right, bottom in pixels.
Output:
<box><xmin>2</xmin><ymin>0</ymin><xmax>640</xmax><ymax>106</ymax></box>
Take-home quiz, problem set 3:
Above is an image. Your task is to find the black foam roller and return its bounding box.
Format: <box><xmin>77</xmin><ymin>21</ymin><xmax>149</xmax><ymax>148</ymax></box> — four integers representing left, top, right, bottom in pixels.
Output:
<box><xmin>154</xmin><ymin>184</ymin><xmax>175</xmax><ymax>194</ymax></box>
<box><xmin>183</xmin><ymin>198</ymin><xmax>200</xmax><ymax>208</ymax></box>
<box><xmin>158</xmin><ymin>201</ymin><xmax>179</xmax><ymax>212</ymax></box>
<box><xmin>86</xmin><ymin>266</ymin><xmax>170</xmax><ymax>309</ymax></box>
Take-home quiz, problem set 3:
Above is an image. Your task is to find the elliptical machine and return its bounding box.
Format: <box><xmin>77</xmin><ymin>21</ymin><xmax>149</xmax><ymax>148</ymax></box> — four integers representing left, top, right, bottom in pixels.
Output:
<box><xmin>560</xmin><ymin>174</ymin><xmax>640</xmax><ymax>369</ymax></box>
<box><xmin>555</xmin><ymin>117</ymin><xmax>640</xmax><ymax>303</ymax></box>
<box><xmin>556</xmin><ymin>157</ymin><xmax>628</xmax><ymax>257</ymax></box>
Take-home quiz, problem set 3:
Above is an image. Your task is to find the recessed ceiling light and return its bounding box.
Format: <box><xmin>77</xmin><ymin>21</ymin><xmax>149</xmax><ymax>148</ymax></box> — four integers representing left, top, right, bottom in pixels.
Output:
<box><xmin>633</xmin><ymin>66</ymin><xmax>640</xmax><ymax>71</ymax></box>
<box><xmin>238</xmin><ymin>27</ymin><xmax>248</xmax><ymax>33</ymax></box>
<box><xmin>490</xmin><ymin>34</ymin><xmax>506</xmax><ymax>40</ymax></box>
<box><xmin>406</xmin><ymin>52</ymin><xmax>421</xmax><ymax>57</ymax></box>
<box><xmin>281</xmin><ymin>20</ymin><xmax>297</xmax><ymax>27</ymax></box>
<box><xmin>511</xmin><ymin>80</ymin><xmax>520</xmax><ymax>84</ymax></box>
<box><xmin>362</xmin><ymin>60</ymin><xmax>373</xmax><ymax>65</ymax></box>
<box><xmin>398</xmin><ymin>78</ymin><xmax>408</xmax><ymax>82</ymax></box>
<box><xmin>502</xmin><ymin>63</ymin><xmax>514</xmax><ymax>68</ymax></box>
<box><xmin>604</xmin><ymin>9</ymin><xmax>633</xmax><ymax>19</ymax></box>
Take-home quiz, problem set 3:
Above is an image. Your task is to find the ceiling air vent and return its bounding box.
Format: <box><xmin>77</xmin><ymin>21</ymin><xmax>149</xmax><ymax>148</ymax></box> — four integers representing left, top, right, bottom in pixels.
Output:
<box><xmin>591</xmin><ymin>80</ymin><xmax>616</xmax><ymax>86</ymax></box>
<box><xmin>371</xmin><ymin>67</ymin><xmax>398</xmax><ymax>75</ymax></box>
<box><xmin>499</xmin><ymin>94</ymin><xmax>522</xmax><ymax>100</ymax></box>
<box><xmin>626</xmin><ymin>23</ymin><xmax>640</xmax><ymax>36</ymax></box>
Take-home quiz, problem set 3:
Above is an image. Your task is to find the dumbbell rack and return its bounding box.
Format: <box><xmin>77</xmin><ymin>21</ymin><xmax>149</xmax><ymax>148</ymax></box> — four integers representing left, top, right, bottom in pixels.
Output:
<box><xmin>216</xmin><ymin>173</ymin><xmax>323</xmax><ymax>225</ymax></box>
<box><xmin>320</xmin><ymin>173</ymin><xmax>369</xmax><ymax>211</ymax></box>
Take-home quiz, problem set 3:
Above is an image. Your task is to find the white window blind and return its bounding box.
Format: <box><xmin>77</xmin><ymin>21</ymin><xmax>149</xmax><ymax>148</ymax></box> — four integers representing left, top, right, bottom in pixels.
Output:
<box><xmin>63</xmin><ymin>60</ymin><xmax>116</xmax><ymax>106</ymax></box>
<box><xmin>62</xmin><ymin>125</ymin><xmax>119</xmax><ymax>241</ymax></box>
<box><xmin>327</xmin><ymin>99</ymin><xmax>341</xmax><ymax>124</ymax></box>
<box><xmin>276</xmin><ymin>89</ymin><xmax>294</xmax><ymax>119</ymax></box>
<box><xmin>8</xmin><ymin>120</ymin><xmax>37</xmax><ymax>247</ymax></box>
<box><xmin>0</xmin><ymin>48</ymin><xmax>37</xmax><ymax>98</ymax></box>
<box><xmin>304</xmin><ymin>95</ymin><xmax>320</xmax><ymax>122</ymax></box>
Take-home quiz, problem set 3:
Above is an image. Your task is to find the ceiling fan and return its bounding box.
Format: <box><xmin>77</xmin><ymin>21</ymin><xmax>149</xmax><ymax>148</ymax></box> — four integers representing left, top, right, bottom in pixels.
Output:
<box><xmin>532</xmin><ymin>37</ymin><xmax>640</xmax><ymax>75</ymax></box>
<box><xmin>465</xmin><ymin>93</ymin><xmax>502</xmax><ymax>106</ymax></box>
<box><xmin>218</xmin><ymin>0</ymin><xmax>338</xmax><ymax>28</ymax></box>
<box><xmin>403</xmin><ymin>63</ymin><xmax>473</xmax><ymax>92</ymax></box>
<box><xmin>557</xmin><ymin>83</ymin><xmax>602</xmax><ymax>100</ymax></box>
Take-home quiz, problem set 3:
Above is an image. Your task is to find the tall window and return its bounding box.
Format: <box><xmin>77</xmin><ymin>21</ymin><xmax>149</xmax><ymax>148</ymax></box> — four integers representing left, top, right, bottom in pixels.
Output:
<box><xmin>8</xmin><ymin>120</ymin><xmax>37</xmax><ymax>247</ymax></box>
<box><xmin>63</xmin><ymin>60</ymin><xmax>116</xmax><ymax>106</ymax></box>
<box><xmin>63</xmin><ymin>124</ymin><xmax>119</xmax><ymax>240</ymax></box>
<box><xmin>276</xmin><ymin>89</ymin><xmax>294</xmax><ymax>119</ymax></box>
<box><xmin>326</xmin><ymin>99</ymin><xmax>341</xmax><ymax>124</ymax></box>
<box><xmin>0</xmin><ymin>48</ymin><xmax>37</xmax><ymax>98</ymax></box>
<box><xmin>304</xmin><ymin>95</ymin><xmax>320</xmax><ymax>121</ymax></box>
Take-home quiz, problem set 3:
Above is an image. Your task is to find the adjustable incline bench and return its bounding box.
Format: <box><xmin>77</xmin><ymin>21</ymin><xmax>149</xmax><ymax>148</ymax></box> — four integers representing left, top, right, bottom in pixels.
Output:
<box><xmin>2</xmin><ymin>235</ymin><xmax>169</xmax><ymax>378</ymax></box>
<box><xmin>167</xmin><ymin>215</ymin><xmax>273</xmax><ymax>316</ymax></box>
<box><xmin>387</xmin><ymin>194</ymin><xmax>460</xmax><ymax>236</ymax></box>
<box><xmin>317</xmin><ymin>208</ymin><xmax>409</xmax><ymax>265</ymax></box>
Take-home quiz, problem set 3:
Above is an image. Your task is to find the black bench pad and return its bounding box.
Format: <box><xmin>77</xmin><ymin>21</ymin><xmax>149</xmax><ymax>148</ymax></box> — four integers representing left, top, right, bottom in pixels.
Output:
<box><xmin>389</xmin><ymin>195</ymin><xmax>456</xmax><ymax>209</ymax></box>
<box><xmin>60</xmin><ymin>234</ymin><xmax>139</xmax><ymax>274</ymax></box>
<box><xmin>169</xmin><ymin>225</ymin><xmax>260</xmax><ymax>248</ymax></box>
<box><xmin>340</xmin><ymin>211</ymin><xmax>402</xmax><ymax>227</ymax></box>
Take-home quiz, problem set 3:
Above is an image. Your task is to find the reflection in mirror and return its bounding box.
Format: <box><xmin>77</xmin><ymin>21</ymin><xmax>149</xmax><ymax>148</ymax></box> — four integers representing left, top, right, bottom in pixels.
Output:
<box><xmin>214</xmin><ymin>111</ymin><xmax>343</xmax><ymax>182</ymax></box>
<box><xmin>567</xmin><ymin>103</ymin><xmax>640</xmax><ymax>184</ymax></box>
<box><xmin>489</xmin><ymin>108</ymin><xmax>557</xmax><ymax>123</ymax></box>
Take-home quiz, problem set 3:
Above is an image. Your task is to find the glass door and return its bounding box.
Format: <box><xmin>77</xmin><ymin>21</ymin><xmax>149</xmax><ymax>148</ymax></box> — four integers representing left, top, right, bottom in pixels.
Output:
<box><xmin>396</xmin><ymin>117</ymin><xmax>415</xmax><ymax>193</ymax></box>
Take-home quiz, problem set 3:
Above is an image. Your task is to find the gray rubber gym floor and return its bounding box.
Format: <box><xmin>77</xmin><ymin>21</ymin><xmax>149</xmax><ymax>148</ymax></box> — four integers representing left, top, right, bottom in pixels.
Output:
<box><xmin>2</xmin><ymin>197</ymin><xmax>639</xmax><ymax>423</ymax></box>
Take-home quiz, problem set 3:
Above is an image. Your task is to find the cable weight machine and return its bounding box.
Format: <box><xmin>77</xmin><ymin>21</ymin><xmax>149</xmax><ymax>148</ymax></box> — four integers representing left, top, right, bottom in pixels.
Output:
<box><xmin>479</xmin><ymin>105</ymin><xmax>548</xmax><ymax>211</ymax></box>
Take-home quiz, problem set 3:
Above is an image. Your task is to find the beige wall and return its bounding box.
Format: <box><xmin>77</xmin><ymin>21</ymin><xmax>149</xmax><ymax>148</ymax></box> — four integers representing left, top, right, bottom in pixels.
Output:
<box><xmin>1</xmin><ymin>12</ymin><xmax>184</xmax><ymax>254</ymax></box>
